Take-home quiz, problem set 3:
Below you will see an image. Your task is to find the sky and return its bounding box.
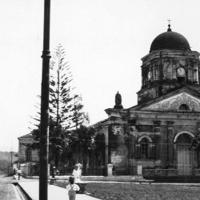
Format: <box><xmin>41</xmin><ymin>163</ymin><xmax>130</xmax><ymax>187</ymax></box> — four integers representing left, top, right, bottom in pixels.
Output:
<box><xmin>1</xmin><ymin>0</ymin><xmax>200</xmax><ymax>151</ymax></box>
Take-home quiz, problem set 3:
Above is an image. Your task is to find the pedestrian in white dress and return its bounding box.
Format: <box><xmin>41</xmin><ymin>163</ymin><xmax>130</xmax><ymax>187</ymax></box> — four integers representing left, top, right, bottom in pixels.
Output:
<box><xmin>72</xmin><ymin>164</ymin><xmax>82</xmax><ymax>183</ymax></box>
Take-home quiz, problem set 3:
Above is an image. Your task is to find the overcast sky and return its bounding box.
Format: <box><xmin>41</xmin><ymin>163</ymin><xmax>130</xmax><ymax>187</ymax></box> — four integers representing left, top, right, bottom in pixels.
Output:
<box><xmin>1</xmin><ymin>0</ymin><xmax>200</xmax><ymax>151</ymax></box>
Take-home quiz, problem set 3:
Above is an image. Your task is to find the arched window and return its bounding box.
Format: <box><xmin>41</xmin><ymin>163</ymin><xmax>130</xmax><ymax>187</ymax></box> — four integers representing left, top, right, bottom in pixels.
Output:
<box><xmin>194</xmin><ymin>68</ymin><xmax>198</xmax><ymax>83</ymax></box>
<box><xmin>179</xmin><ymin>104</ymin><xmax>190</xmax><ymax>111</ymax></box>
<box><xmin>136</xmin><ymin>136</ymin><xmax>154</xmax><ymax>160</ymax></box>
<box><xmin>166</xmin><ymin>65</ymin><xmax>173</xmax><ymax>79</ymax></box>
<box><xmin>188</xmin><ymin>68</ymin><xmax>193</xmax><ymax>81</ymax></box>
<box><xmin>154</xmin><ymin>127</ymin><xmax>160</xmax><ymax>133</ymax></box>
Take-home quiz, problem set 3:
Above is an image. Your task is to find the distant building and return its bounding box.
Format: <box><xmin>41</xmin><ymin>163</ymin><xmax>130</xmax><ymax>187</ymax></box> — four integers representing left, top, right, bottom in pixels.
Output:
<box><xmin>93</xmin><ymin>24</ymin><xmax>200</xmax><ymax>177</ymax></box>
<box><xmin>18</xmin><ymin>133</ymin><xmax>39</xmax><ymax>176</ymax></box>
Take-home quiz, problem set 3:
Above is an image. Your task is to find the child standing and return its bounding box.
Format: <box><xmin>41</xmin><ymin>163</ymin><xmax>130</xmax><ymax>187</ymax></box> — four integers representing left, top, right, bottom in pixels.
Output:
<box><xmin>66</xmin><ymin>176</ymin><xmax>80</xmax><ymax>200</ymax></box>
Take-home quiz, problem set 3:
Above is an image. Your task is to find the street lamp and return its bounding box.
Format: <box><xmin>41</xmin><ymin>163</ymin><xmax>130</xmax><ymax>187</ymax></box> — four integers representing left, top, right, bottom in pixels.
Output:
<box><xmin>39</xmin><ymin>0</ymin><xmax>51</xmax><ymax>200</ymax></box>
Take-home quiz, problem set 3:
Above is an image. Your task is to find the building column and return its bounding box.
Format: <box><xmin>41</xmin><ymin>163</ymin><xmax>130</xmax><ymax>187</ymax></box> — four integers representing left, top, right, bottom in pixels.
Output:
<box><xmin>104</xmin><ymin>126</ymin><xmax>109</xmax><ymax>166</ymax></box>
<box><xmin>166</xmin><ymin>121</ymin><xmax>174</xmax><ymax>168</ymax></box>
<box><xmin>104</xmin><ymin>125</ymin><xmax>111</xmax><ymax>176</ymax></box>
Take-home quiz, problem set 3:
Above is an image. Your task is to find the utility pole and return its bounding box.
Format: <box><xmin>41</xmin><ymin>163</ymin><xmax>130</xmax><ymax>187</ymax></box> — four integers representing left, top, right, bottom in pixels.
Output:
<box><xmin>39</xmin><ymin>0</ymin><xmax>51</xmax><ymax>200</ymax></box>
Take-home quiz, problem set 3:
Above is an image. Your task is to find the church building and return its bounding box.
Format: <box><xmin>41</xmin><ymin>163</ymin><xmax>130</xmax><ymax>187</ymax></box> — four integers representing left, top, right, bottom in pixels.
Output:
<box><xmin>94</xmin><ymin>24</ymin><xmax>200</xmax><ymax>178</ymax></box>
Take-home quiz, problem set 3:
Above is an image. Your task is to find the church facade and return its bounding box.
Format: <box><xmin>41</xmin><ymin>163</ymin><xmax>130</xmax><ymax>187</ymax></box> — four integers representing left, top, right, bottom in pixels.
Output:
<box><xmin>94</xmin><ymin>25</ymin><xmax>200</xmax><ymax>178</ymax></box>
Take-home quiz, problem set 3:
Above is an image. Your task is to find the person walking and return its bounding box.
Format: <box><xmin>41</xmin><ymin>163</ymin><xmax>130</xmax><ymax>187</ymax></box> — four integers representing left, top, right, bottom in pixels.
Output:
<box><xmin>13</xmin><ymin>168</ymin><xmax>17</xmax><ymax>180</ymax></box>
<box><xmin>17</xmin><ymin>169</ymin><xmax>22</xmax><ymax>180</ymax></box>
<box><xmin>66</xmin><ymin>176</ymin><xmax>80</xmax><ymax>200</ymax></box>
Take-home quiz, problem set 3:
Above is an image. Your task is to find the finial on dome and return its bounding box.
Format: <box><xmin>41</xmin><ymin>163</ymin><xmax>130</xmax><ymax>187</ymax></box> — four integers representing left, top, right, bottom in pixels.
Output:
<box><xmin>167</xmin><ymin>19</ymin><xmax>172</xmax><ymax>32</ymax></box>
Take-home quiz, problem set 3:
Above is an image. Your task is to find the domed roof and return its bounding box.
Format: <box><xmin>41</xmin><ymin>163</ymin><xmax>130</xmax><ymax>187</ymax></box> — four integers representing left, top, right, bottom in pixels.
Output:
<box><xmin>150</xmin><ymin>25</ymin><xmax>191</xmax><ymax>52</ymax></box>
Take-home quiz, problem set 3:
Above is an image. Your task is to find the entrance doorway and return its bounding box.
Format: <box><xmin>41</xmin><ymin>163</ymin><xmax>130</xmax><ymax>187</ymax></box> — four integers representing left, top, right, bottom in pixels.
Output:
<box><xmin>176</xmin><ymin>133</ymin><xmax>194</xmax><ymax>175</ymax></box>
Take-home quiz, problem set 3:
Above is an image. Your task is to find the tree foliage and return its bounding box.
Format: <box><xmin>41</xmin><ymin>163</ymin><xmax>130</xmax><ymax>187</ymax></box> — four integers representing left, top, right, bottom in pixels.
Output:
<box><xmin>71</xmin><ymin>95</ymin><xmax>89</xmax><ymax>129</ymax></box>
<box><xmin>49</xmin><ymin>44</ymin><xmax>74</xmax><ymax>129</ymax></box>
<box><xmin>64</xmin><ymin>125</ymin><xmax>96</xmax><ymax>171</ymax></box>
<box><xmin>29</xmin><ymin>44</ymin><xmax>89</xmax><ymax>168</ymax></box>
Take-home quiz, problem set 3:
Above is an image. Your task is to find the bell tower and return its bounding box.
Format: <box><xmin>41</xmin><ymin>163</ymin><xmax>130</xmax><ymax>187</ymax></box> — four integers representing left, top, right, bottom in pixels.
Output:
<box><xmin>137</xmin><ymin>25</ymin><xmax>200</xmax><ymax>104</ymax></box>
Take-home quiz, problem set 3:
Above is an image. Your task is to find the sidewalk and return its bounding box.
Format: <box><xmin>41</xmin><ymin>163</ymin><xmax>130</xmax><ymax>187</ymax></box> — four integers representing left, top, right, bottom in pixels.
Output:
<box><xmin>18</xmin><ymin>180</ymin><xmax>101</xmax><ymax>200</ymax></box>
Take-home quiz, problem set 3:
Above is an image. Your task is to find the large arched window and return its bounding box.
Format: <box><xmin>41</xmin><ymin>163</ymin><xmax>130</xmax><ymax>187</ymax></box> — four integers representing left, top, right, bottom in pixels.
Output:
<box><xmin>179</xmin><ymin>104</ymin><xmax>190</xmax><ymax>111</ymax></box>
<box><xmin>174</xmin><ymin>131</ymin><xmax>194</xmax><ymax>143</ymax></box>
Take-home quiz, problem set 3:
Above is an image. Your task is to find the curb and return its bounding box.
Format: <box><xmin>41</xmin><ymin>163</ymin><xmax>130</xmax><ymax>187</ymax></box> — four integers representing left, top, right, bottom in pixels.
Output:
<box><xmin>13</xmin><ymin>183</ymin><xmax>32</xmax><ymax>200</ymax></box>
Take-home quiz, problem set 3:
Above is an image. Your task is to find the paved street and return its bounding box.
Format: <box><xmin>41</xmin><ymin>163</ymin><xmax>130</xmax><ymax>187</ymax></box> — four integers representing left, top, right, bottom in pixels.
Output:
<box><xmin>0</xmin><ymin>175</ymin><xmax>21</xmax><ymax>200</ymax></box>
<box><xmin>0</xmin><ymin>175</ymin><xmax>101</xmax><ymax>200</ymax></box>
<box><xmin>18</xmin><ymin>179</ymin><xmax>101</xmax><ymax>200</ymax></box>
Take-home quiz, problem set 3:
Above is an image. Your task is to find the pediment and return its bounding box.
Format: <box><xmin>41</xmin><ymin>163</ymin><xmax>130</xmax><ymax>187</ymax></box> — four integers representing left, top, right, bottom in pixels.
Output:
<box><xmin>141</xmin><ymin>92</ymin><xmax>200</xmax><ymax>112</ymax></box>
